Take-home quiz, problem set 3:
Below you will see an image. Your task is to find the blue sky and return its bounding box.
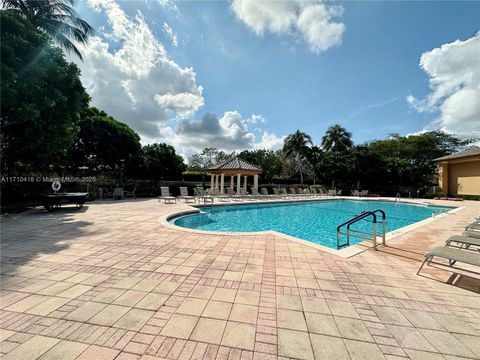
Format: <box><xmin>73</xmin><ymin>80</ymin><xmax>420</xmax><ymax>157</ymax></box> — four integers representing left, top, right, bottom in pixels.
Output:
<box><xmin>73</xmin><ymin>0</ymin><xmax>480</xmax><ymax>156</ymax></box>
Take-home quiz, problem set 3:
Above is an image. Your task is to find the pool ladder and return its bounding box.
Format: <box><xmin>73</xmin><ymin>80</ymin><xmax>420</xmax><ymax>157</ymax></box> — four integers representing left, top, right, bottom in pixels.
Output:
<box><xmin>336</xmin><ymin>210</ymin><xmax>386</xmax><ymax>250</ymax></box>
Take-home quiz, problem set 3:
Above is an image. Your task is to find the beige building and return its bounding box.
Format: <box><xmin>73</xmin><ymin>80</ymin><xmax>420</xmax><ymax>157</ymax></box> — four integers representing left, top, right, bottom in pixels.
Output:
<box><xmin>434</xmin><ymin>148</ymin><xmax>480</xmax><ymax>195</ymax></box>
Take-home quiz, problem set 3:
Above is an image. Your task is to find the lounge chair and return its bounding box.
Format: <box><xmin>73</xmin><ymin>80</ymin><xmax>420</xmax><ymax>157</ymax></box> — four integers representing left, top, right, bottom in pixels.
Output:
<box><xmin>303</xmin><ymin>188</ymin><xmax>313</xmax><ymax>197</ymax></box>
<box><xmin>352</xmin><ymin>190</ymin><xmax>360</xmax><ymax>197</ymax></box>
<box><xmin>446</xmin><ymin>235</ymin><xmax>480</xmax><ymax>251</ymax></box>
<box><xmin>327</xmin><ymin>189</ymin><xmax>336</xmax><ymax>196</ymax></box>
<box><xmin>464</xmin><ymin>230</ymin><xmax>480</xmax><ymax>239</ymax></box>
<box><xmin>336</xmin><ymin>189</ymin><xmax>342</xmax><ymax>196</ymax></box>
<box><xmin>239</xmin><ymin>188</ymin><xmax>255</xmax><ymax>201</ymax></box>
<box><xmin>194</xmin><ymin>187</ymin><xmax>214</xmax><ymax>204</ymax></box>
<box><xmin>417</xmin><ymin>246</ymin><xmax>480</xmax><ymax>275</ymax></box>
<box><xmin>125</xmin><ymin>187</ymin><xmax>136</xmax><ymax>199</ymax></box>
<box><xmin>261</xmin><ymin>188</ymin><xmax>274</xmax><ymax>199</ymax></box>
<box><xmin>159</xmin><ymin>187</ymin><xmax>176</xmax><ymax>204</ymax></box>
<box><xmin>279</xmin><ymin>188</ymin><xmax>291</xmax><ymax>199</ymax></box>
<box><xmin>251</xmin><ymin>188</ymin><xmax>268</xmax><ymax>200</ymax></box>
<box><xmin>289</xmin><ymin>188</ymin><xmax>300</xmax><ymax>197</ymax></box>
<box><xmin>179</xmin><ymin>187</ymin><xmax>195</xmax><ymax>203</ymax></box>
<box><xmin>228</xmin><ymin>187</ymin><xmax>243</xmax><ymax>201</ymax></box>
<box><xmin>217</xmin><ymin>188</ymin><xmax>231</xmax><ymax>202</ymax></box>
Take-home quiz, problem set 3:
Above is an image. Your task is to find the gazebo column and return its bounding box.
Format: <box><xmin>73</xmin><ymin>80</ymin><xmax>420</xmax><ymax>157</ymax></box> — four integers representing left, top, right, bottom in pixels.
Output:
<box><xmin>237</xmin><ymin>174</ymin><xmax>241</xmax><ymax>194</ymax></box>
<box><xmin>253</xmin><ymin>174</ymin><xmax>259</xmax><ymax>191</ymax></box>
<box><xmin>220</xmin><ymin>173</ymin><xmax>225</xmax><ymax>194</ymax></box>
<box><xmin>243</xmin><ymin>175</ymin><xmax>248</xmax><ymax>191</ymax></box>
<box><xmin>214</xmin><ymin>175</ymin><xmax>218</xmax><ymax>189</ymax></box>
<box><xmin>210</xmin><ymin>173</ymin><xmax>214</xmax><ymax>189</ymax></box>
<box><xmin>230</xmin><ymin>175</ymin><xmax>235</xmax><ymax>192</ymax></box>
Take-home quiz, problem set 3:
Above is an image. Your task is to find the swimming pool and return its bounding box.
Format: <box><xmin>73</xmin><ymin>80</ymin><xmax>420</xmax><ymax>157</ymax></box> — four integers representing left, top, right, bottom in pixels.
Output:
<box><xmin>171</xmin><ymin>200</ymin><xmax>454</xmax><ymax>249</ymax></box>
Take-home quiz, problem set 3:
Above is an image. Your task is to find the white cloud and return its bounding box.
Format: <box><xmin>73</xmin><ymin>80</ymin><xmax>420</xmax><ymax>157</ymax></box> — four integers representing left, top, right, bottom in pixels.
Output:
<box><xmin>143</xmin><ymin>111</ymin><xmax>284</xmax><ymax>157</ymax></box>
<box><xmin>407</xmin><ymin>33</ymin><xmax>480</xmax><ymax>139</ymax></box>
<box><xmin>163</xmin><ymin>22</ymin><xmax>178</xmax><ymax>47</ymax></box>
<box><xmin>231</xmin><ymin>0</ymin><xmax>345</xmax><ymax>54</ymax></box>
<box><xmin>69</xmin><ymin>0</ymin><xmax>203</xmax><ymax>136</ymax></box>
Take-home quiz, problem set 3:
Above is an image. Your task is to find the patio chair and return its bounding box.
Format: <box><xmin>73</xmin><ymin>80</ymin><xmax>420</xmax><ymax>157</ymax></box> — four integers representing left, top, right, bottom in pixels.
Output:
<box><xmin>327</xmin><ymin>189</ymin><xmax>336</xmax><ymax>196</ymax></box>
<box><xmin>303</xmin><ymin>188</ymin><xmax>313</xmax><ymax>197</ymax></box>
<box><xmin>239</xmin><ymin>188</ymin><xmax>255</xmax><ymax>201</ymax></box>
<box><xmin>217</xmin><ymin>188</ymin><xmax>231</xmax><ymax>202</ymax></box>
<box><xmin>336</xmin><ymin>189</ymin><xmax>342</xmax><ymax>196</ymax></box>
<box><xmin>352</xmin><ymin>190</ymin><xmax>360</xmax><ymax>197</ymax></box>
<box><xmin>279</xmin><ymin>188</ymin><xmax>291</xmax><ymax>199</ymax></box>
<box><xmin>228</xmin><ymin>187</ymin><xmax>243</xmax><ymax>201</ymax></box>
<box><xmin>159</xmin><ymin>187</ymin><xmax>176</xmax><ymax>204</ymax></box>
<box><xmin>125</xmin><ymin>188</ymin><xmax>136</xmax><ymax>199</ymax></box>
<box><xmin>417</xmin><ymin>246</ymin><xmax>480</xmax><ymax>275</ymax></box>
<box><xmin>251</xmin><ymin>188</ymin><xmax>267</xmax><ymax>200</ymax></box>
<box><xmin>113</xmin><ymin>187</ymin><xmax>125</xmax><ymax>200</ymax></box>
<box><xmin>464</xmin><ymin>230</ymin><xmax>480</xmax><ymax>239</ymax></box>
<box><xmin>289</xmin><ymin>188</ymin><xmax>300</xmax><ymax>197</ymax></box>
<box><xmin>445</xmin><ymin>235</ymin><xmax>480</xmax><ymax>251</ymax></box>
<box><xmin>179</xmin><ymin>187</ymin><xmax>195</xmax><ymax>203</ymax></box>
<box><xmin>194</xmin><ymin>187</ymin><xmax>214</xmax><ymax>204</ymax></box>
<box><xmin>261</xmin><ymin>188</ymin><xmax>275</xmax><ymax>199</ymax></box>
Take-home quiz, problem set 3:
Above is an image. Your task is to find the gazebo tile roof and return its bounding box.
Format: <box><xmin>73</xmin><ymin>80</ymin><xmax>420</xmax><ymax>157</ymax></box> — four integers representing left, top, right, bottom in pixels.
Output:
<box><xmin>206</xmin><ymin>157</ymin><xmax>262</xmax><ymax>172</ymax></box>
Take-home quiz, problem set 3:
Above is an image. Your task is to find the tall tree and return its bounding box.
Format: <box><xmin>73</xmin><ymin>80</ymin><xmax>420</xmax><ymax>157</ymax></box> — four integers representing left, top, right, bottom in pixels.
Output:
<box><xmin>1</xmin><ymin>0</ymin><xmax>94</xmax><ymax>60</ymax></box>
<box><xmin>321</xmin><ymin>124</ymin><xmax>353</xmax><ymax>153</ymax></box>
<box><xmin>67</xmin><ymin>108</ymin><xmax>141</xmax><ymax>179</ymax></box>
<box><xmin>142</xmin><ymin>143</ymin><xmax>186</xmax><ymax>182</ymax></box>
<box><xmin>1</xmin><ymin>11</ymin><xmax>90</xmax><ymax>174</ymax></box>
<box><xmin>238</xmin><ymin>149</ymin><xmax>283</xmax><ymax>183</ymax></box>
<box><xmin>283</xmin><ymin>130</ymin><xmax>312</xmax><ymax>184</ymax></box>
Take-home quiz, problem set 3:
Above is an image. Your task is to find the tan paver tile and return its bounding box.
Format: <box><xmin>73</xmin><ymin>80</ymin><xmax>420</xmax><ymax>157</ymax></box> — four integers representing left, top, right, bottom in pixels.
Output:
<box><xmin>221</xmin><ymin>321</ymin><xmax>255</xmax><ymax>350</ymax></box>
<box><xmin>48</xmin><ymin>271</ymin><xmax>78</xmax><ymax>281</ymax></box>
<box><xmin>190</xmin><ymin>285</ymin><xmax>215</xmax><ymax>299</ymax></box>
<box><xmin>64</xmin><ymin>272</ymin><xmax>94</xmax><ymax>284</ymax></box>
<box><xmin>26</xmin><ymin>296</ymin><xmax>70</xmax><ymax>316</ymax></box>
<box><xmin>114</xmin><ymin>308</ymin><xmax>155</xmax><ymax>331</ymax></box>
<box><xmin>453</xmin><ymin>333</ymin><xmax>480</xmax><ymax>358</ymax></box>
<box><xmin>211</xmin><ymin>288</ymin><xmax>237</xmax><ymax>303</ymax></box>
<box><xmin>5</xmin><ymin>294</ymin><xmax>49</xmax><ymax>312</ymax></box>
<box><xmin>305</xmin><ymin>312</ymin><xmax>340</xmax><ymax>336</ymax></box>
<box><xmin>372</xmin><ymin>305</ymin><xmax>411</xmax><ymax>326</ymax></box>
<box><xmin>344</xmin><ymin>339</ymin><xmax>386</xmax><ymax>360</ymax></box>
<box><xmin>310</xmin><ymin>334</ymin><xmax>350</xmax><ymax>360</ymax></box>
<box><xmin>190</xmin><ymin>318</ymin><xmax>227</xmax><ymax>344</ymax></box>
<box><xmin>113</xmin><ymin>290</ymin><xmax>147</xmax><ymax>306</ymax></box>
<box><xmin>419</xmin><ymin>328</ymin><xmax>476</xmax><ymax>358</ymax></box>
<box><xmin>135</xmin><ymin>293</ymin><xmax>169</xmax><ymax>310</ymax></box>
<box><xmin>152</xmin><ymin>281</ymin><xmax>180</xmax><ymax>295</ymax></box>
<box><xmin>38</xmin><ymin>340</ymin><xmax>88</xmax><ymax>360</ymax></box>
<box><xmin>38</xmin><ymin>282</ymin><xmax>74</xmax><ymax>296</ymax></box>
<box><xmin>89</xmin><ymin>304</ymin><xmax>131</xmax><ymax>326</ymax></box>
<box><xmin>278</xmin><ymin>309</ymin><xmax>308</xmax><ymax>331</ymax></box>
<box><xmin>202</xmin><ymin>300</ymin><xmax>232</xmax><ymax>320</ymax></box>
<box><xmin>92</xmin><ymin>288</ymin><xmax>126</xmax><ymax>303</ymax></box>
<box><xmin>75</xmin><ymin>345</ymin><xmax>119</xmax><ymax>360</ymax></box>
<box><xmin>177</xmin><ymin>298</ymin><xmax>208</xmax><ymax>316</ymax></box>
<box><xmin>19</xmin><ymin>280</ymin><xmax>56</xmax><ymax>293</ymax></box>
<box><xmin>56</xmin><ymin>284</ymin><xmax>92</xmax><ymax>299</ymax></box>
<box><xmin>277</xmin><ymin>294</ymin><xmax>302</xmax><ymax>310</ymax></box>
<box><xmin>112</xmin><ymin>277</ymin><xmax>142</xmax><ymax>289</ymax></box>
<box><xmin>0</xmin><ymin>329</ymin><xmax>15</xmax><ymax>342</ymax></box>
<box><xmin>229</xmin><ymin>303</ymin><xmax>258</xmax><ymax>324</ymax></box>
<box><xmin>429</xmin><ymin>313</ymin><xmax>478</xmax><ymax>335</ymax></box>
<box><xmin>404</xmin><ymin>349</ymin><xmax>446</xmax><ymax>360</ymax></box>
<box><xmin>235</xmin><ymin>290</ymin><xmax>260</xmax><ymax>305</ymax></box>
<box><xmin>334</xmin><ymin>316</ymin><xmax>374</xmax><ymax>342</ymax></box>
<box><xmin>131</xmin><ymin>279</ymin><xmax>161</xmax><ymax>292</ymax></box>
<box><xmin>160</xmin><ymin>314</ymin><xmax>198</xmax><ymax>339</ymax></box>
<box><xmin>64</xmin><ymin>301</ymin><xmax>107</xmax><ymax>322</ymax></box>
<box><xmin>386</xmin><ymin>325</ymin><xmax>436</xmax><ymax>352</ymax></box>
<box><xmin>399</xmin><ymin>309</ymin><xmax>445</xmax><ymax>330</ymax></box>
<box><xmin>2</xmin><ymin>335</ymin><xmax>60</xmax><ymax>360</ymax></box>
<box><xmin>327</xmin><ymin>300</ymin><xmax>360</xmax><ymax>319</ymax></box>
<box><xmin>82</xmin><ymin>274</ymin><xmax>110</xmax><ymax>286</ymax></box>
<box><xmin>301</xmin><ymin>297</ymin><xmax>330</xmax><ymax>314</ymax></box>
<box><xmin>277</xmin><ymin>328</ymin><xmax>314</xmax><ymax>360</ymax></box>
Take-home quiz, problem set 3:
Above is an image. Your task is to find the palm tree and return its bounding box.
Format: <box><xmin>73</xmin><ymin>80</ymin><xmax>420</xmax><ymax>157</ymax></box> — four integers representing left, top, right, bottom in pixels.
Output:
<box><xmin>2</xmin><ymin>0</ymin><xmax>94</xmax><ymax>60</ymax></box>
<box><xmin>283</xmin><ymin>130</ymin><xmax>312</xmax><ymax>184</ymax></box>
<box><xmin>321</xmin><ymin>124</ymin><xmax>353</xmax><ymax>153</ymax></box>
<box><xmin>306</xmin><ymin>145</ymin><xmax>324</xmax><ymax>184</ymax></box>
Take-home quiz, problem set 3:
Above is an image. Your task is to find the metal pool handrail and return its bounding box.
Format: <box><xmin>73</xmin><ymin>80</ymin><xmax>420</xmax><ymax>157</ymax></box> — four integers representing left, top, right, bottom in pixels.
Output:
<box><xmin>336</xmin><ymin>209</ymin><xmax>386</xmax><ymax>250</ymax></box>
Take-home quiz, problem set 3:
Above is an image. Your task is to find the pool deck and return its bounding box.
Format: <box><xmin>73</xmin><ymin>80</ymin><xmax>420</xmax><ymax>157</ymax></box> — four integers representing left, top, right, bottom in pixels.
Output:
<box><xmin>1</xmin><ymin>197</ymin><xmax>479</xmax><ymax>360</ymax></box>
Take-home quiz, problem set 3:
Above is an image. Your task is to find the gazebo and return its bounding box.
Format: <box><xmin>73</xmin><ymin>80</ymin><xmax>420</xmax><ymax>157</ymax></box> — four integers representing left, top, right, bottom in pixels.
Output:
<box><xmin>205</xmin><ymin>157</ymin><xmax>262</xmax><ymax>194</ymax></box>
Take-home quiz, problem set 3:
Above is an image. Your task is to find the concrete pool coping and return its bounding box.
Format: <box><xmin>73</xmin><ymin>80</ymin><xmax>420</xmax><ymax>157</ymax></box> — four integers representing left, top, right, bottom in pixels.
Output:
<box><xmin>160</xmin><ymin>196</ymin><xmax>463</xmax><ymax>258</ymax></box>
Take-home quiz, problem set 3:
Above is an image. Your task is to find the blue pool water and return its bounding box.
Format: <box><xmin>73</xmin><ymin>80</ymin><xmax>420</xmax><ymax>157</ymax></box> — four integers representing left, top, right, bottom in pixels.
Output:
<box><xmin>171</xmin><ymin>200</ymin><xmax>453</xmax><ymax>249</ymax></box>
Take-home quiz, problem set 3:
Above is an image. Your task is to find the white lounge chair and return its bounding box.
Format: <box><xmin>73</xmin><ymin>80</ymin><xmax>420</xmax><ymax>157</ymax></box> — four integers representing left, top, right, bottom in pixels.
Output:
<box><xmin>179</xmin><ymin>187</ymin><xmax>195</xmax><ymax>203</ymax></box>
<box><xmin>159</xmin><ymin>187</ymin><xmax>176</xmax><ymax>204</ymax></box>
